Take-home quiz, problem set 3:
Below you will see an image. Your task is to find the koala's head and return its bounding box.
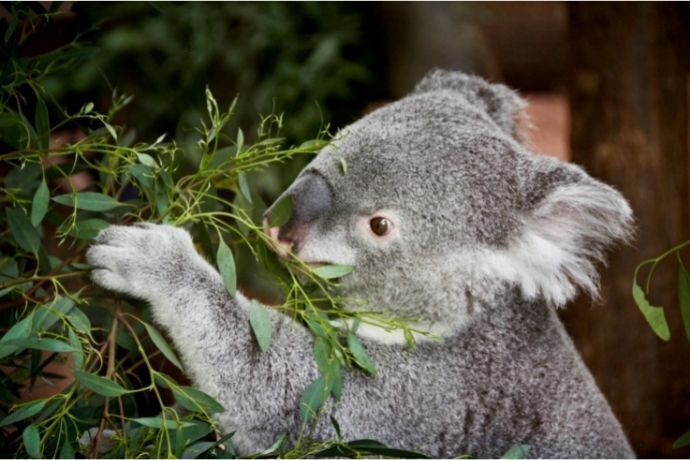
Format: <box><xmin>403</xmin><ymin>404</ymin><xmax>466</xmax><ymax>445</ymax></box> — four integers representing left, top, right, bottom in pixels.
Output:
<box><xmin>264</xmin><ymin>70</ymin><xmax>633</xmax><ymax>341</ymax></box>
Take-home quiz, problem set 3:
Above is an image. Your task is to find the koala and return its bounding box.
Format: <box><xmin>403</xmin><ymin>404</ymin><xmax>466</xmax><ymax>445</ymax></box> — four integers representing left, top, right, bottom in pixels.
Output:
<box><xmin>87</xmin><ymin>70</ymin><xmax>635</xmax><ymax>458</ymax></box>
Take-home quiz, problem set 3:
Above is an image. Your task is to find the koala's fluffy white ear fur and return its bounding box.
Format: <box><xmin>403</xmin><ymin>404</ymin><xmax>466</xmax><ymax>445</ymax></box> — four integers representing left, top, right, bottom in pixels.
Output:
<box><xmin>414</xmin><ymin>68</ymin><xmax>529</xmax><ymax>142</ymax></box>
<box><xmin>476</xmin><ymin>163</ymin><xmax>634</xmax><ymax>307</ymax></box>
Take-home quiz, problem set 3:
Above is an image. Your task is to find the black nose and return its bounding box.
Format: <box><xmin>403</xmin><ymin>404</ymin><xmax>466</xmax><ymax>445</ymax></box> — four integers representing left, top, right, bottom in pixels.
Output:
<box><xmin>263</xmin><ymin>172</ymin><xmax>333</xmax><ymax>252</ymax></box>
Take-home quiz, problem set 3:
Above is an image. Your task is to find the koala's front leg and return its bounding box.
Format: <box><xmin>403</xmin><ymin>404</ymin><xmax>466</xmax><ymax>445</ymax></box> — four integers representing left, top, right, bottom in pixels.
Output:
<box><xmin>86</xmin><ymin>224</ymin><xmax>319</xmax><ymax>453</ymax></box>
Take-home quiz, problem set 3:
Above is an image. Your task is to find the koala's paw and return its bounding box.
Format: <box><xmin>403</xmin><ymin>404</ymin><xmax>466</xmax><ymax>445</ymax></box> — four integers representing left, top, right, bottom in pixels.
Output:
<box><xmin>86</xmin><ymin>223</ymin><xmax>201</xmax><ymax>302</ymax></box>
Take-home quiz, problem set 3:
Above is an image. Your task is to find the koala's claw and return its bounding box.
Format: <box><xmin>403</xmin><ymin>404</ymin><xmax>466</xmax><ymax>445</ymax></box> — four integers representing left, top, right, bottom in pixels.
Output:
<box><xmin>86</xmin><ymin>224</ymin><xmax>199</xmax><ymax>302</ymax></box>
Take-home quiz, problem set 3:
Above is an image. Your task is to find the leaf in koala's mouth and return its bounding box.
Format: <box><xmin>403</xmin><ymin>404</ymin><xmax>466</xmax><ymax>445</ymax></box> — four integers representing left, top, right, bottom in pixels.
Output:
<box><xmin>312</xmin><ymin>264</ymin><xmax>354</xmax><ymax>280</ymax></box>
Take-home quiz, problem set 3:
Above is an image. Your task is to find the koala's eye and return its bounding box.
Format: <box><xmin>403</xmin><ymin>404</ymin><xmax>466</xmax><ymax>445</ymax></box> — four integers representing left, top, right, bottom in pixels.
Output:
<box><xmin>369</xmin><ymin>216</ymin><xmax>391</xmax><ymax>236</ymax></box>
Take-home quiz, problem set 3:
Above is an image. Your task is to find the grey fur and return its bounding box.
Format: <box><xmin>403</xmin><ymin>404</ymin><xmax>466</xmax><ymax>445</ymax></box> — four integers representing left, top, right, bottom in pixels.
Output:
<box><xmin>87</xmin><ymin>70</ymin><xmax>634</xmax><ymax>458</ymax></box>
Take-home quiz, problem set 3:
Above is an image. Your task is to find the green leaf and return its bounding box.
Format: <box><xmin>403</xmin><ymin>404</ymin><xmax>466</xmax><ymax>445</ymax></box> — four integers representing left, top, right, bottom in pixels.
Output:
<box><xmin>183</xmin><ymin>441</ymin><xmax>217</xmax><ymax>459</ymax></box>
<box><xmin>34</xmin><ymin>296</ymin><xmax>74</xmax><ymax>331</ymax></box>
<box><xmin>31</xmin><ymin>178</ymin><xmax>50</xmax><ymax>226</ymax></box>
<box><xmin>236</xmin><ymin>128</ymin><xmax>244</xmax><ymax>152</ymax></box>
<box><xmin>172</xmin><ymin>386</ymin><xmax>225</xmax><ymax>414</ymax></box>
<box><xmin>67</xmin><ymin>307</ymin><xmax>91</xmax><ymax>334</ymax></box>
<box><xmin>673</xmin><ymin>429</ymin><xmax>690</xmax><ymax>449</ymax></box>
<box><xmin>2</xmin><ymin>338</ymin><xmax>75</xmax><ymax>353</ymax></box>
<box><xmin>313</xmin><ymin>264</ymin><xmax>354</xmax><ymax>280</ymax></box>
<box><xmin>237</xmin><ymin>172</ymin><xmax>252</xmax><ymax>204</ymax></box>
<box><xmin>67</xmin><ymin>218</ymin><xmax>110</xmax><ymax>240</ymax></box>
<box><xmin>74</xmin><ymin>370</ymin><xmax>129</xmax><ymax>397</ymax></box>
<box><xmin>137</xmin><ymin>153</ymin><xmax>157</xmax><ymax>167</ymax></box>
<box><xmin>142</xmin><ymin>321</ymin><xmax>183</xmax><ymax>370</ymax></box>
<box><xmin>104</xmin><ymin>122</ymin><xmax>118</xmax><ymax>142</ymax></box>
<box><xmin>0</xmin><ymin>112</ymin><xmax>29</xmax><ymax>149</ymax></box>
<box><xmin>6</xmin><ymin>207</ymin><xmax>40</xmax><ymax>253</ymax></box>
<box><xmin>299</xmin><ymin>376</ymin><xmax>327</xmax><ymax>422</ymax></box>
<box><xmin>347</xmin><ymin>332</ymin><xmax>377</xmax><ymax>374</ymax></box>
<box><xmin>68</xmin><ymin>328</ymin><xmax>83</xmax><ymax>370</ymax></box>
<box><xmin>216</xmin><ymin>240</ymin><xmax>236</xmax><ymax>296</ymax></box>
<box><xmin>0</xmin><ymin>399</ymin><xmax>46</xmax><ymax>427</ymax></box>
<box><xmin>131</xmin><ymin>417</ymin><xmax>194</xmax><ymax>430</ymax></box>
<box><xmin>269</xmin><ymin>195</ymin><xmax>293</xmax><ymax>227</ymax></box>
<box><xmin>34</xmin><ymin>97</ymin><xmax>49</xmax><ymax>150</ymax></box>
<box><xmin>632</xmin><ymin>282</ymin><xmax>670</xmax><ymax>341</ymax></box>
<box><xmin>0</xmin><ymin>314</ymin><xmax>34</xmax><ymax>359</ymax></box>
<box><xmin>346</xmin><ymin>440</ymin><xmax>431</xmax><ymax>458</ymax></box>
<box><xmin>23</xmin><ymin>424</ymin><xmax>41</xmax><ymax>458</ymax></box>
<box><xmin>339</xmin><ymin>157</ymin><xmax>348</xmax><ymax>175</ymax></box>
<box><xmin>678</xmin><ymin>265</ymin><xmax>690</xmax><ymax>341</ymax></box>
<box><xmin>249</xmin><ymin>301</ymin><xmax>272</xmax><ymax>352</ymax></box>
<box><xmin>52</xmin><ymin>192</ymin><xmax>125</xmax><ymax>212</ymax></box>
<box><xmin>59</xmin><ymin>441</ymin><xmax>75</xmax><ymax>459</ymax></box>
<box><xmin>501</xmin><ymin>444</ymin><xmax>530</xmax><ymax>459</ymax></box>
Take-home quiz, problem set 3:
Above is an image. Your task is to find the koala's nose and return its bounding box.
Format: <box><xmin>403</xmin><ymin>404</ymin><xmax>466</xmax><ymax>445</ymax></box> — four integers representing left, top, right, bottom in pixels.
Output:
<box><xmin>263</xmin><ymin>172</ymin><xmax>333</xmax><ymax>257</ymax></box>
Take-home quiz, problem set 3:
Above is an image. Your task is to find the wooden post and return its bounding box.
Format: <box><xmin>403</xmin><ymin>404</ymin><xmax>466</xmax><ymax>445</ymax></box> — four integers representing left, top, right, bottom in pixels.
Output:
<box><xmin>565</xmin><ymin>3</ymin><xmax>690</xmax><ymax>457</ymax></box>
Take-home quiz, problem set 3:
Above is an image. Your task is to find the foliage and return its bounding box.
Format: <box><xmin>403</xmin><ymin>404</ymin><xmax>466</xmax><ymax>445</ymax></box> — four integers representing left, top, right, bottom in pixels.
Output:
<box><xmin>0</xmin><ymin>4</ymin><xmax>428</xmax><ymax>458</ymax></box>
<box><xmin>632</xmin><ymin>239</ymin><xmax>690</xmax><ymax>448</ymax></box>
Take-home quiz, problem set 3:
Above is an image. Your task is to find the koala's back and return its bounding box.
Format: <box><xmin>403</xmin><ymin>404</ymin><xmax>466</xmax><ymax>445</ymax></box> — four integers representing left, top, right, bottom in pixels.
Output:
<box><xmin>320</xmin><ymin>298</ymin><xmax>633</xmax><ymax>458</ymax></box>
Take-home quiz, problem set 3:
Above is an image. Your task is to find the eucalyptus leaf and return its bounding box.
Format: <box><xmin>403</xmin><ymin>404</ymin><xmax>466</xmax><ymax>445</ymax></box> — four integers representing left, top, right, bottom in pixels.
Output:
<box><xmin>501</xmin><ymin>444</ymin><xmax>531</xmax><ymax>459</ymax></box>
<box><xmin>31</xmin><ymin>178</ymin><xmax>50</xmax><ymax>226</ymax></box>
<box><xmin>74</xmin><ymin>370</ymin><xmax>129</xmax><ymax>397</ymax></box>
<box><xmin>68</xmin><ymin>328</ymin><xmax>84</xmax><ymax>370</ymax></box>
<box><xmin>249</xmin><ymin>301</ymin><xmax>272</xmax><ymax>353</ymax></box>
<box><xmin>313</xmin><ymin>264</ymin><xmax>354</xmax><ymax>280</ymax></box>
<box><xmin>299</xmin><ymin>376</ymin><xmax>327</xmax><ymax>422</ymax></box>
<box><xmin>67</xmin><ymin>218</ymin><xmax>110</xmax><ymax>240</ymax></box>
<box><xmin>52</xmin><ymin>192</ymin><xmax>125</xmax><ymax>212</ymax></box>
<box><xmin>0</xmin><ymin>314</ymin><xmax>33</xmax><ymax>359</ymax></box>
<box><xmin>632</xmin><ymin>282</ymin><xmax>670</xmax><ymax>341</ymax></box>
<box><xmin>131</xmin><ymin>417</ymin><xmax>194</xmax><ymax>430</ymax></box>
<box><xmin>172</xmin><ymin>385</ymin><xmax>225</xmax><ymax>414</ymax></box>
<box><xmin>237</xmin><ymin>172</ymin><xmax>252</xmax><ymax>203</ymax></box>
<box><xmin>0</xmin><ymin>399</ymin><xmax>46</xmax><ymax>427</ymax></box>
<box><xmin>347</xmin><ymin>332</ymin><xmax>376</xmax><ymax>375</ymax></box>
<box><xmin>216</xmin><ymin>240</ymin><xmax>236</xmax><ymax>296</ymax></box>
<box><xmin>673</xmin><ymin>429</ymin><xmax>690</xmax><ymax>449</ymax></box>
<box><xmin>142</xmin><ymin>321</ymin><xmax>184</xmax><ymax>370</ymax></box>
<box><xmin>22</xmin><ymin>424</ymin><xmax>41</xmax><ymax>458</ymax></box>
<box><xmin>6</xmin><ymin>207</ymin><xmax>40</xmax><ymax>253</ymax></box>
<box><xmin>2</xmin><ymin>337</ymin><xmax>75</xmax><ymax>353</ymax></box>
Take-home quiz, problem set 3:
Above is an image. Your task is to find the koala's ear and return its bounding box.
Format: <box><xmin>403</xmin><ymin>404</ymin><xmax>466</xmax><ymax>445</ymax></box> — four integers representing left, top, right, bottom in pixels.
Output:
<box><xmin>414</xmin><ymin>69</ymin><xmax>527</xmax><ymax>141</ymax></box>
<box><xmin>479</xmin><ymin>157</ymin><xmax>634</xmax><ymax>306</ymax></box>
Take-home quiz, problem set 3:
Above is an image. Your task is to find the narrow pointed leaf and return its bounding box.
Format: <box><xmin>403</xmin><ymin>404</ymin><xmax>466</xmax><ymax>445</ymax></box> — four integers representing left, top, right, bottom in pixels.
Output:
<box><xmin>52</xmin><ymin>192</ymin><xmax>124</xmax><ymax>212</ymax></box>
<box><xmin>74</xmin><ymin>370</ymin><xmax>129</xmax><ymax>397</ymax></box>
<box><xmin>501</xmin><ymin>444</ymin><xmax>530</xmax><ymax>459</ymax></box>
<box><xmin>237</xmin><ymin>172</ymin><xmax>252</xmax><ymax>203</ymax></box>
<box><xmin>131</xmin><ymin>417</ymin><xmax>194</xmax><ymax>430</ymax></box>
<box><xmin>216</xmin><ymin>240</ymin><xmax>236</xmax><ymax>296</ymax></box>
<box><xmin>673</xmin><ymin>429</ymin><xmax>690</xmax><ymax>449</ymax></box>
<box><xmin>299</xmin><ymin>376</ymin><xmax>327</xmax><ymax>422</ymax></box>
<box><xmin>313</xmin><ymin>264</ymin><xmax>354</xmax><ymax>280</ymax></box>
<box><xmin>6</xmin><ymin>207</ymin><xmax>40</xmax><ymax>253</ymax></box>
<box><xmin>142</xmin><ymin>321</ymin><xmax>183</xmax><ymax>370</ymax></box>
<box><xmin>347</xmin><ymin>332</ymin><xmax>376</xmax><ymax>374</ymax></box>
<box><xmin>0</xmin><ymin>314</ymin><xmax>33</xmax><ymax>359</ymax></box>
<box><xmin>23</xmin><ymin>425</ymin><xmax>41</xmax><ymax>458</ymax></box>
<box><xmin>0</xmin><ymin>400</ymin><xmax>46</xmax><ymax>427</ymax></box>
<box><xmin>67</xmin><ymin>218</ymin><xmax>110</xmax><ymax>240</ymax></box>
<box><xmin>31</xmin><ymin>178</ymin><xmax>50</xmax><ymax>226</ymax></box>
<box><xmin>632</xmin><ymin>282</ymin><xmax>670</xmax><ymax>341</ymax></box>
<box><xmin>172</xmin><ymin>385</ymin><xmax>225</xmax><ymax>414</ymax></box>
<box><xmin>2</xmin><ymin>338</ymin><xmax>74</xmax><ymax>353</ymax></box>
<box><xmin>68</xmin><ymin>328</ymin><xmax>83</xmax><ymax>370</ymax></box>
<box><xmin>249</xmin><ymin>301</ymin><xmax>272</xmax><ymax>352</ymax></box>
